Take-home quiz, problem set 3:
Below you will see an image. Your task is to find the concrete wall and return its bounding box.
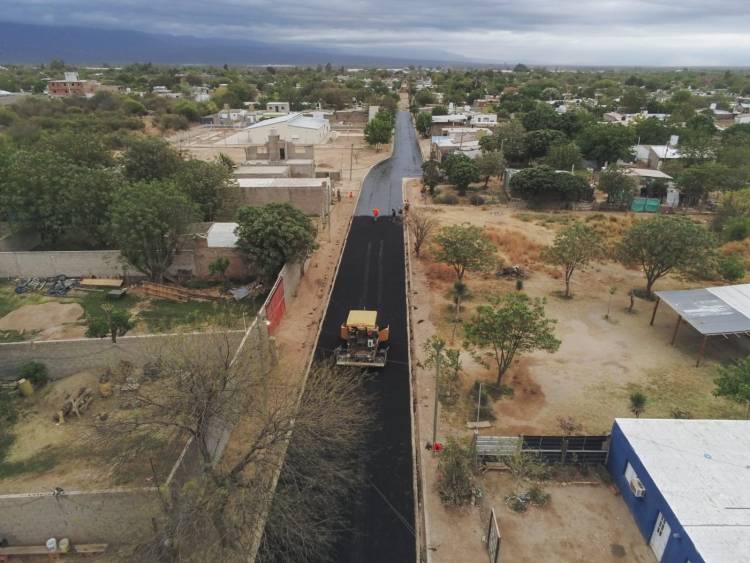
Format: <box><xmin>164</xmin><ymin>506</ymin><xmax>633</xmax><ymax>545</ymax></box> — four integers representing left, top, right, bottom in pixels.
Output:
<box><xmin>0</xmin><ymin>489</ymin><xmax>161</xmax><ymax>545</ymax></box>
<box><xmin>0</xmin><ymin>331</ymin><xmax>245</xmax><ymax>380</ymax></box>
<box><xmin>0</xmin><ymin>250</ymin><xmax>140</xmax><ymax>279</ymax></box>
<box><xmin>238</xmin><ymin>184</ymin><xmax>330</xmax><ymax>216</ymax></box>
<box><xmin>193</xmin><ymin>241</ymin><xmax>248</xmax><ymax>280</ymax></box>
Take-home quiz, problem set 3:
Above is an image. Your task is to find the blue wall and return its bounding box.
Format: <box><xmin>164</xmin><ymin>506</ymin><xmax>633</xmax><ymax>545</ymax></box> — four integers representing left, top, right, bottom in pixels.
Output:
<box><xmin>607</xmin><ymin>421</ymin><xmax>704</xmax><ymax>563</ymax></box>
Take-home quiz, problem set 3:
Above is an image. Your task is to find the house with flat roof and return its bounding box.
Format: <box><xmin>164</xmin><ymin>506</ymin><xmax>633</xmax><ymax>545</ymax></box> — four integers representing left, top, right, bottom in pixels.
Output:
<box><xmin>236</xmin><ymin>177</ymin><xmax>331</xmax><ymax>216</ymax></box>
<box><xmin>608</xmin><ymin>418</ymin><xmax>750</xmax><ymax>563</ymax></box>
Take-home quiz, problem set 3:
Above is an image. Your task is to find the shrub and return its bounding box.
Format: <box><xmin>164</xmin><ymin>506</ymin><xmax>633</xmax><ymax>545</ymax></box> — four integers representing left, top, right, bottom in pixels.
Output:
<box><xmin>719</xmin><ymin>254</ymin><xmax>746</xmax><ymax>282</ymax></box>
<box><xmin>434</xmin><ymin>194</ymin><xmax>459</xmax><ymax>205</ymax></box>
<box><xmin>437</xmin><ymin>438</ymin><xmax>474</xmax><ymax>506</ymax></box>
<box><xmin>19</xmin><ymin>361</ymin><xmax>49</xmax><ymax>387</ymax></box>
<box><xmin>469</xmin><ymin>194</ymin><xmax>486</xmax><ymax>206</ymax></box>
<box><xmin>724</xmin><ymin>217</ymin><xmax>750</xmax><ymax>241</ymax></box>
<box><xmin>527</xmin><ymin>483</ymin><xmax>550</xmax><ymax>507</ymax></box>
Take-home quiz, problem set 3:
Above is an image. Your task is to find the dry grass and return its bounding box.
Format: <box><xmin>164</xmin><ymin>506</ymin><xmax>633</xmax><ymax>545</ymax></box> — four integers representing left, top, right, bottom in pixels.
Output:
<box><xmin>486</xmin><ymin>228</ymin><xmax>544</xmax><ymax>267</ymax></box>
<box><xmin>720</xmin><ymin>239</ymin><xmax>750</xmax><ymax>265</ymax></box>
<box><xmin>426</xmin><ymin>262</ymin><xmax>457</xmax><ymax>282</ymax></box>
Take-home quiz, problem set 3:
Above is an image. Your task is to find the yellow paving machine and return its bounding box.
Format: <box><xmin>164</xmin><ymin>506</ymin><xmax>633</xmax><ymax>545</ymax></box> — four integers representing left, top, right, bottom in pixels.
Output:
<box><xmin>335</xmin><ymin>310</ymin><xmax>389</xmax><ymax>367</ymax></box>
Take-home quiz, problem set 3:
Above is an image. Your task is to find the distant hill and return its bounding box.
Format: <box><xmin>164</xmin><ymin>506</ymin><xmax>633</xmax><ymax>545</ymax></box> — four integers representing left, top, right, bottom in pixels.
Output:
<box><xmin>0</xmin><ymin>21</ymin><xmax>468</xmax><ymax>67</ymax></box>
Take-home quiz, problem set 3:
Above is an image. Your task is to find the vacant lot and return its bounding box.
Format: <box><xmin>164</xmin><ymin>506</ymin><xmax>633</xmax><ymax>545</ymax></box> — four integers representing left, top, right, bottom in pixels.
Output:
<box><xmin>0</xmin><ymin>366</ymin><xmax>182</xmax><ymax>494</ymax></box>
<box><xmin>407</xmin><ymin>180</ymin><xmax>746</xmax><ymax>562</ymax></box>
<box><xmin>0</xmin><ymin>282</ymin><xmax>260</xmax><ymax>342</ymax></box>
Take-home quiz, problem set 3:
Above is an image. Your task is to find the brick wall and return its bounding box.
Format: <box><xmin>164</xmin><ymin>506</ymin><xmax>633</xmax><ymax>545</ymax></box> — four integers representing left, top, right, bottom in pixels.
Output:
<box><xmin>238</xmin><ymin>184</ymin><xmax>330</xmax><ymax>216</ymax></box>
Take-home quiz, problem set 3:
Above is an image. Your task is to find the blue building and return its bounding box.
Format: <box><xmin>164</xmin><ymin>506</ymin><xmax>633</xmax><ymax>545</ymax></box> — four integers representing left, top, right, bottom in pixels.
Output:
<box><xmin>608</xmin><ymin>419</ymin><xmax>750</xmax><ymax>563</ymax></box>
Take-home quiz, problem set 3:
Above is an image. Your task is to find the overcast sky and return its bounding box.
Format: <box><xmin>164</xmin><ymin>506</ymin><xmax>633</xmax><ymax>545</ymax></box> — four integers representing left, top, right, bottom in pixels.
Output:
<box><xmin>3</xmin><ymin>0</ymin><xmax>750</xmax><ymax>66</ymax></box>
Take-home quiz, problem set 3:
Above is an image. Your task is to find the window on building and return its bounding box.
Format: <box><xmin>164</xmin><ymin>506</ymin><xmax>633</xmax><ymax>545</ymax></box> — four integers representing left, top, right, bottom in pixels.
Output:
<box><xmin>624</xmin><ymin>462</ymin><xmax>638</xmax><ymax>482</ymax></box>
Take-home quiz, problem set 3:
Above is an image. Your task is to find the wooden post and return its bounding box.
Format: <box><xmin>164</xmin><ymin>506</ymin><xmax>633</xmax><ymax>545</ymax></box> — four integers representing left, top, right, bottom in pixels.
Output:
<box><xmin>670</xmin><ymin>316</ymin><xmax>682</xmax><ymax>345</ymax></box>
<box><xmin>650</xmin><ymin>297</ymin><xmax>661</xmax><ymax>326</ymax></box>
<box><xmin>696</xmin><ymin>335</ymin><xmax>708</xmax><ymax>367</ymax></box>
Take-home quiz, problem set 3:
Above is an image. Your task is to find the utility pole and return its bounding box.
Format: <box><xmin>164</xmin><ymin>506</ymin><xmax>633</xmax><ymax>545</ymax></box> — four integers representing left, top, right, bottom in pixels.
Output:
<box><xmin>349</xmin><ymin>143</ymin><xmax>354</xmax><ymax>181</ymax></box>
<box><xmin>432</xmin><ymin>350</ymin><xmax>441</xmax><ymax>448</ymax></box>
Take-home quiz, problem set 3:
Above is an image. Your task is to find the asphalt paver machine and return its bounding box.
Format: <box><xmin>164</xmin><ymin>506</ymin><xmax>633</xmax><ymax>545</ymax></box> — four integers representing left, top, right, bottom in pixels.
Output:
<box><xmin>335</xmin><ymin>310</ymin><xmax>389</xmax><ymax>367</ymax></box>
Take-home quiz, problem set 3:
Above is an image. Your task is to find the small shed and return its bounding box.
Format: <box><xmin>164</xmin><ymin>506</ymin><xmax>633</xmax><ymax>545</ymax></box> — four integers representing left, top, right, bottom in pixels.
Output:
<box><xmin>608</xmin><ymin>418</ymin><xmax>750</xmax><ymax>563</ymax></box>
<box><xmin>649</xmin><ymin>283</ymin><xmax>750</xmax><ymax>365</ymax></box>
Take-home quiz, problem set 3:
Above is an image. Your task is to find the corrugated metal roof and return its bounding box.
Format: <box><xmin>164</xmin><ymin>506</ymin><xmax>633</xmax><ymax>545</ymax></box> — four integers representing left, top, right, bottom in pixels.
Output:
<box><xmin>655</xmin><ymin>283</ymin><xmax>750</xmax><ymax>335</ymax></box>
<box><xmin>616</xmin><ymin>418</ymin><xmax>750</xmax><ymax>563</ymax></box>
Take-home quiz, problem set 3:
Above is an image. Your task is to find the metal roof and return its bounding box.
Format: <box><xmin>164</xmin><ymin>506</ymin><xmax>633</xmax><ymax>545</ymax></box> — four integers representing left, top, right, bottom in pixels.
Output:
<box><xmin>206</xmin><ymin>222</ymin><xmax>238</xmax><ymax>248</ymax></box>
<box><xmin>655</xmin><ymin>284</ymin><xmax>750</xmax><ymax>336</ymax></box>
<box><xmin>236</xmin><ymin>178</ymin><xmax>327</xmax><ymax>188</ymax></box>
<box><xmin>616</xmin><ymin>418</ymin><xmax>750</xmax><ymax>563</ymax></box>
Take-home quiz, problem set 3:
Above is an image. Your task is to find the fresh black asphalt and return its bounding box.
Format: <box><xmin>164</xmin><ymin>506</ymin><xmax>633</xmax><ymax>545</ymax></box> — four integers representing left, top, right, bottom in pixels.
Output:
<box><xmin>318</xmin><ymin>110</ymin><xmax>422</xmax><ymax>562</ymax></box>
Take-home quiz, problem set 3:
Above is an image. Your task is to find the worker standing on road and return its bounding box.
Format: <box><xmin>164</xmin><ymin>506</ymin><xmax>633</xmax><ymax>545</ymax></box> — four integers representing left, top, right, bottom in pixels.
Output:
<box><xmin>373</xmin><ymin>207</ymin><xmax>379</xmax><ymax>221</ymax></box>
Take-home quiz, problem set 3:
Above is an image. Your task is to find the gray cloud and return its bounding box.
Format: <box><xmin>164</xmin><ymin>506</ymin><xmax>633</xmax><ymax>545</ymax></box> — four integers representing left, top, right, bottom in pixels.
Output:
<box><xmin>2</xmin><ymin>0</ymin><xmax>750</xmax><ymax>65</ymax></box>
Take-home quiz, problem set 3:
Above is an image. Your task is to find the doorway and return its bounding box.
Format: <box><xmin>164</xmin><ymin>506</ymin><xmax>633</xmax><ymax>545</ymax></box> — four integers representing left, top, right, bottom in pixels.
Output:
<box><xmin>649</xmin><ymin>512</ymin><xmax>671</xmax><ymax>561</ymax></box>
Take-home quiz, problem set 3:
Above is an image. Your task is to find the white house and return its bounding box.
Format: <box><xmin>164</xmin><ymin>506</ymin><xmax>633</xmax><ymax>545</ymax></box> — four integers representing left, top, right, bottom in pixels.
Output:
<box><xmin>266</xmin><ymin>101</ymin><xmax>291</xmax><ymax>113</ymax></box>
<box><xmin>223</xmin><ymin>113</ymin><xmax>331</xmax><ymax>145</ymax></box>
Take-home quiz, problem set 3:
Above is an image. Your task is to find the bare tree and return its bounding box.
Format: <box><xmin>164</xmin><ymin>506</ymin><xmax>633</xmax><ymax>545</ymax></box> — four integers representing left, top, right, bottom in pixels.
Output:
<box><xmin>90</xmin><ymin>333</ymin><xmax>371</xmax><ymax>562</ymax></box>
<box><xmin>407</xmin><ymin>210</ymin><xmax>437</xmax><ymax>258</ymax></box>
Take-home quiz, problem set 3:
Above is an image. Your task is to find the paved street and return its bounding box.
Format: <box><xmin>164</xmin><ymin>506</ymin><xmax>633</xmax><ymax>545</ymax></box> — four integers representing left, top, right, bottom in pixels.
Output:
<box><xmin>317</xmin><ymin>111</ymin><xmax>421</xmax><ymax>562</ymax></box>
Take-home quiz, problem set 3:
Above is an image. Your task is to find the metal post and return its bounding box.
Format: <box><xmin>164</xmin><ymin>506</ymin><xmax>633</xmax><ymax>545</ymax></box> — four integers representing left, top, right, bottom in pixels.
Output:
<box><xmin>671</xmin><ymin>315</ymin><xmax>682</xmax><ymax>345</ymax></box>
<box><xmin>696</xmin><ymin>335</ymin><xmax>708</xmax><ymax>367</ymax></box>
<box><xmin>476</xmin><ymin>381</ymin><xmax>482</xmax><ymax>426</ymax></box>
<box><xmin>650</xmin><ymin>297</ymin><xmax>661</xmax><ymax>326</ymax></box>
<box><xmin>349</xmin><ymin>143</ymin><xmax>354</xmax><ymax>181</ymax></box>
<box><xmin>432</xmin><ymin>353</ymin><xmax>441</xmax><ymax>448</ymax></box>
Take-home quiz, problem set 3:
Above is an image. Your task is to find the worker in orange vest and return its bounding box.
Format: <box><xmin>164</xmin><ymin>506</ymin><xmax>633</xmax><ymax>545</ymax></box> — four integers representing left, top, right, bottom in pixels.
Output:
<box><xmin>373</xmin><ymin>207</ymin><xmax>379</xmax><ymax>221</ymax></box>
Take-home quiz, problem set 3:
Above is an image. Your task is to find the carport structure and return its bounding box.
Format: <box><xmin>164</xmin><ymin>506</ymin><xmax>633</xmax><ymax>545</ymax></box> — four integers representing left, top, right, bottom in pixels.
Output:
<box><xmin>650</xmin><ymin>284</ymin><xmax>750</xmax><ymax>366</ymax></box>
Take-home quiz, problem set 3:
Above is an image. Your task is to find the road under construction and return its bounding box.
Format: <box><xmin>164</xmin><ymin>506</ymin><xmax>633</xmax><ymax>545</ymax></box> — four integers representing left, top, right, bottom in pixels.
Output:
<box><xmin>317</xmin><ymin>110</ymin><xmax>423</xmax><ymax>562</ymax></box>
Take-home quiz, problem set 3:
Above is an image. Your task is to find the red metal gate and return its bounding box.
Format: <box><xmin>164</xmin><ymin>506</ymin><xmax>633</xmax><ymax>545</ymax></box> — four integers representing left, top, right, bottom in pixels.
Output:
<box><xmin>265</xmin><ymin>278</ymin><xmax>286</xmax><ymax>334</ymax></box>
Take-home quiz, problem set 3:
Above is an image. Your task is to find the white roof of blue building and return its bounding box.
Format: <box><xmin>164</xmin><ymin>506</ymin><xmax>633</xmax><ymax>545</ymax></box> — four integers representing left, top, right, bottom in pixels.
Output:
<box><xmin>616</xmin><ymin>418</ymin><xmax>750</xmax><ymax>563</ymax></box>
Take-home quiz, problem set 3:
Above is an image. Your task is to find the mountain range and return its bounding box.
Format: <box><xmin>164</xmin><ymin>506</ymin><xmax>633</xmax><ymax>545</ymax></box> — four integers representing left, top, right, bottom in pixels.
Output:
<box><xmin>0</xmin><ymin>21</ymin><xmax>470</xmax><ymax>67</ymax></box>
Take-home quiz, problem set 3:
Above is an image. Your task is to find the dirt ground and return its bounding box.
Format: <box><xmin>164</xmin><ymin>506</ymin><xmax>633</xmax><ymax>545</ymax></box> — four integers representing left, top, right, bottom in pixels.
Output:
<box><xmin>0</xmin><ymin>302</ymin><xmax>85</xmax><ymax>340</ymax></box>
<box><xmin>406</xmin><ymin>179</ymin><xmax>746</xmax><ymax>562</ymax></box>
<box><xmin>0</xmin><ymin>367</ymin><xmax>180</xmax><ymax>494</ymax></box>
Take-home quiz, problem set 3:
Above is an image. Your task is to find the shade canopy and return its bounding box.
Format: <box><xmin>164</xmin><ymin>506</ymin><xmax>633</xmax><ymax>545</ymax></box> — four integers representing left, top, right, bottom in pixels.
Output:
<box><xmin>655</xmin><ymin>284</ymin><xmax>750</xmax><ymax>336</ymax></box>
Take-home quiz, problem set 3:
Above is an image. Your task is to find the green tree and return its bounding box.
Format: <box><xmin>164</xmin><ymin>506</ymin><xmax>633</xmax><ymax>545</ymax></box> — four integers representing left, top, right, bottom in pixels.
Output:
<box><xmin>632</xmin><ymin>117</ymin><xmax>672</xmax><ymax>145</ymax></box>
<box><xmin>463</xmin><ymin>293</ymin><xmax>560</xmax><ymax>384</ymax></box>
<box><xmin>714</xmin><ymin>357</ymin><xmax>750</xmax><ymax>418</ymax></box>
<box><xmin>543</xmin><ymin>222</ymin><xmax>604</xmax><ymax>298</ymax></box>
<box><xmin>434</xmin><ymin>223</ymin><xmax>495</xmax><ymax>282</ymax></box>
<box><xmin>617</xmin><ymin>215</ymin><xmax>716</xmax><ymax>297</ymax></box>
<box><xmin>479</xmin><ymin>120</ymin><xmax>526</xmax><ymax>163</ymax></box>
<box><xmin>629</xmin><ymin>391</ymin><xmax>647</xmax><ymax>418</ymax></box>
<box><xmin>120</xmin><ymin>136</ymin><xmax>182</xmax><ymax>182</ymax></box>
<box><xmin>86</xmin><ymin>305</ymin><xmax>133</xmax><ymax>343</ymax></box>
<box><xmin>174</xmin><ymin>159</ymin><xmax>238</xmax><ymax>221</ymax></box>
<box><xmin>437</xmin><ymin>438</ymin><xmax>474</xmax><ymax>506</ymax></box>
<box><xmin>475</xmin><ymin>150</ymin><xmax>505</xmax><ymax>187</ymax></box>
<box><xmin>621</xmin><ymin>87</ymin><xmax>647</xmax><ymax>113</ymax></box>
<box><xmin>235</xmin><ymin>202</ymin><xmax>318</xmax><ymax>281</ymax></box>
<box><xmin>364</xmin><ymin>114</ymin><xmax>393</xmax><ymax>149</ymax></box>
<box><xmin>442</xmin><ymin>153</ymin><xmax>480</xmax><ymax>196</ymax></box>
<box><xmin>522</xmin><ymin>103</ymin><xmax>561</xmax><ymax>132</ymax></box>
<box><xmin>208</xmin><ymin>256</ymin><xmax>231</xmax><ymax>281</ymax></box>
<box><xmin>599</xmin><ymin>166</ymin><xmax>637</xmax><ymax>207</ymax></box>
<box><xmin>576</xmin><ymin>123</ymin><xmax>636</xmax><ymax>168</ymax></box>
<box><xmin>509</xmin><ymin>166</ymin><xmax>591</xmax><ymax>206</ymax></box>
<box><xmin>524</xmin><ymin>129</ymin><xmax>566</xmax><ymax>160</ymax></box>
<box><xmin>431</xmin><ymin>105</ymin><xmax>448</xmax><ymax>116</ymax></box>
<box><xmin>422</xmin><ymin>158</ymin><xmax>442</xmax><ymax>194</ymax></box>
<box><xmin>545</xmin><ymin>142</ymin><xmax>583</xmax><ymax>171</ymax></box>
<box><xmin>415</xmin><ymin>111</ymin><xmax>432</xmax><ymax>137</ymax></box>
<box><xmin>110</xmin><ymin>180</ymin><xmax>197</xmax><ymax>282</ymax></box>
<box><xmin>718</xmin><ymin>254</ymin><xmax>746</xmax><ymax>282</ymax></box>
